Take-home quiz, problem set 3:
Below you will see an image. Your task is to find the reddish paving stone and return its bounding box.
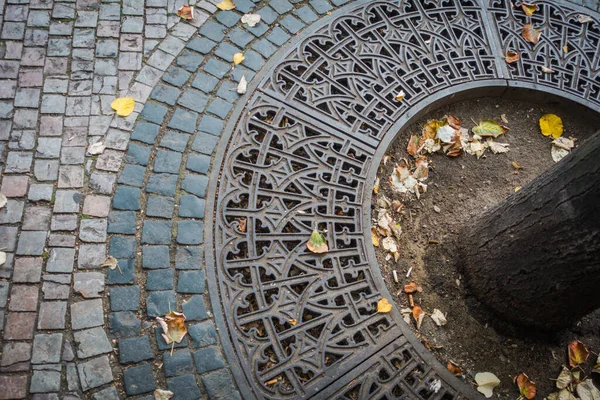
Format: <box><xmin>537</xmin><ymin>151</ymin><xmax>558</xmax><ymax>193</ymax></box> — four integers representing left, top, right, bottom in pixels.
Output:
<box><xmin>82</xmin><ymin>195</ymin><xmax>111</xmax><ymax>217</ymax></box>
<box><xmin>0</xmin><ymin>375</ymin><xmax>28</xmax><ymax>399</ymax></box>
<box><xmin>0</xmin><ymin>342</ymin><xmax>32</xmax><ymax>372</ymax></box>
<box><xmin>0</xmin><ymin>175</ymin><xmax>29</xmax><ymax>197</ymax></box>
<box><xmin>12</xmin><ymin>258</ymin><xmax>43</xmax><ymax>283</ymax></box>
<box><xmin>8</xmin><ymin>285</ymin><xmax>39</xmax><ymax>312</ymax></box>
<box><xmin>3</xmin><ymin>312</ymin><xmax>36</xmax><ymax>340</ymax></box>
<box><xmin>37</xmin><ymin>302</ymin><xmax>67</xmax><ymax>330</ymax></box>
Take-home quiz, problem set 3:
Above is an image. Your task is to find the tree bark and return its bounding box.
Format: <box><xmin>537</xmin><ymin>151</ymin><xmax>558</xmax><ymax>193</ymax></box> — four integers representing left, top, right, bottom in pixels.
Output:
<box><xmin>461</xmin><ymin>131</ymin><xmax>600</xmax><ymax>330</ymax></box>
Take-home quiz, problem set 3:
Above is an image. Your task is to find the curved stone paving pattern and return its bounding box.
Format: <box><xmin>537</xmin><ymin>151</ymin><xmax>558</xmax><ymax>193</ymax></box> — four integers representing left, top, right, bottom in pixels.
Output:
<box><xmin>0</xmin><ymin>0</ymin><xmax>599</xmax><ymax>399</ymax></box>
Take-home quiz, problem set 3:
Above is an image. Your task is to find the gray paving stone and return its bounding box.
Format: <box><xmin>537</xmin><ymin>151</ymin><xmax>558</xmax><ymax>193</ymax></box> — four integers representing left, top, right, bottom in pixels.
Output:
<box><xmin>0</xmin><ymin>226</ymin><xmax>18</xmax><ymax>252</ymax></box>
<box><xmin>60</xmin><ymin>147</ymin><xmax>86</xmax><ymax>165</ymax></box>
<box><xmin>79</xmin><ymin>218</ymin><xmax>108</xmax><ymax>243</ymax></box>
<box><xmin>188</xmin><ymin>320</ymin><xmax>218</xmax><ymax>348</ymax></box>
<box><xmin>48</xmin><ymin>233</ymin><xmax>76</xmax><ymax>248</ymax></box>
<box><xmin>177</xmin><ymin>270</ymin><xmax>206</xmax><ymax>294</ymax></box>
<box><xmin>42</xmin><ymin>282</ymin><xmax>70</xmax><ymax>300</ymax></box>
<box><xmin>146</xmin><ymin>173</ymin><xmax>177</xmax><ymax>196</ymax></box>
<box><xmin>123</xmin><ymin>363</ymin><xmax>155</xmax><ymax>395</ymax></box>
<box><xmin>0</xmin><ymin>282</ymin><xmax>10</xmax><ymax>308</ymax></box>
<box><xmin>215</xmin><ymin>10</ymin><xmax>240</xmax><ymax>27</ymax></box>
<box><xmin>131</xmin><ymin>122</ymin><xmax>160</xmax><ymax>144</ymax></box>
<box><xmin>73</xmin><ymin>272</ymin><xmax>105</xmax><ymax>298</ymax></box>
<box><xmin>5</xmin><ymin>152</ymin><xmax>33</xmax><ymax>173</ymax></box>
<box><xmin>27</xmin><ymin>183</ymin><xmax>52</xmax><ymax>201</ymax></box>
<box><xmin>71</xmin><ymin>299</ymin><xmax>104</xmax><ymax>330</ymax></box>
<box><xmin>118</xmin><ymin>164</ymin><xmax>146</xmax><ymax>187</ymax></box>
<box><xmin>107</xmin><ymin>211</ymin><xmax>136</xmax><ymax>234</ymax></box>
<box><xmin>66</xmin><ymin>363</ymin><xmax>79</xmax><ymax>391</ymax></box>
<box><xmin>0</xmin><ymin>200</ymin><xmax>24</xmax><ymax>224</ymax></box>
<box><xmin>146</xmin><ymin>269</ymin><xmax>174</xmax><ymax>291</ymax></box>
<box><xmin>53</xmin><ymin>190</ymin><xmax>82</xmax><ymax>213</ymax></box>
<box><xmin>50</xmin><ymin>214</ymin><xmax>78</xmax><ymax>232</ymax></box>
<box><xmin>62</xmin><ymin>340</ymin><xmax>74</xmax><ymax>362</ymax></box>
<box><xmin>77</xmin><ymin>244</ymin><xmax>106</xmax><ymax>269</ymax></box>
<box><xmin>193</xmin><ymin>347</ymin><xmax>225</xmax><ymax>374</ymax></box>
<box><xmin>160</xmin><ymin>131</ymin><xmax>190</xmax><ymax>153</ymax></box>
<box><xmin>89</xmin><ymin>172</ymin><xmax>116</xmax><ymax>195</ymax></box>
<box><xmin>175</xmin><ymin>247</ymin><xmax>203</xmax><ymax>270</ymax></box>
<box><xmin>142</xmin><ymin>245</ymin><xmax>170</xmax><ymax>269</ymax></box>
<box><xmin>12</xmin><ymin>257</ymin><xmax>42</xmax><ymax>283</ymax></box>
<box><xmin>109</xmin><ymin>236</ymin><xmax>136</xmax><ymax>259</ymax></box>
<box><xmin>96</xmin><ymin>149</ymin><xmax>123</xmax><ymax>172</ymax></box>
<box><xmin>78</xmin><ymin>355</ymin><xmax>113</xmax><ymax>391</ymax></box>
<box><xmin>109</xmin><ymin>286</ymin><xmax>139</xmax><ymax>311</ymax></box>
<box><xmin>74</xmin><ymin>327</ymin><xmax>113</xmax><ymax>358</ymax></box>
<box><xmin>118</xmin><ymin>336</ymin><xmax>153</xmax><ymax>364</ymax></box>
<box><xmin>37</xmin><ymin>301</ymin><xmax>67</xmax><ymax>330</ymax></box>
<box><xmin>8</xmin><ymin>284</ymin><xmax>39</xmax><ymax>311</ymax></box>
<box><xmin>199</xmin><ymin>20</ymin><xmax>226</xmax><ymax>42</ymax></box>
<box><xmin>126</xmin><ymin>143</ymin><xmax>152</xmax><ymax>166</ymax></box>
<box><xmin>30</xmin><ymin>369</ymin><xmax>61</xmax><ymax>393</ymax></box>
<box><xmin>187</xmin><ymin>37</ymin><xmax>217</xmax><ymax>54</ymax></box>
<box><xmin>167</xmin><ymin>109</ymin><xmax>198</xmax><ymax>134</ymax></box>
<box><xmin>140</xmin><ymin>103</ymin><xmax>168</xmax><ymax>124</ymax></box>
<box><xmin>163</xmin><ymin>349</ymin><xmax>194</xmax><ymax>377</ymax></box>
<box><xmin>82</xmin><ymin>195</ymin><xmax>111</xmax><ymax>218</ymax></box>
<box><xmin>142</xmin><ymin>220</ymin><xmax>172</xmax><ymax>245</ymax></box>
<box><xmin>107</xmin><ymin>258</ymin><xmax>135</xmax><ymax>285</ymax></box>
<box><xmin>22</xmin><ymin>206</ymin><xmax>52</xmax><ymax>230</ymax></box>
<box><xmin>109</xmin><ymin>311</ymin><xmax>140</xmax><ymax>340</ymax></box>
<box><xmin>182</xmin><ymin>295</ymin><xmax>208</xmax><ymax>322</ymax></box>
<box><xmin>34</xmin><ymin>159</ymin><xmax>59</xmax><ymax>181</ymax></box>
<box><xmin>204</xmin><ymin>58</ymin><xmax>230</xmax><ymax>79</ymax></box>
<box><xmin>175</xmin><ymin>50</ymin><xmax>205</xmax><ymax>73</ymax></box>
<box><xmin>149</xmin><ymin>84</ymin><xmax>180</xmax><ymax>106</ymax></box>
<box><xmin>163</xmin><ymin>65</ymin><xmax>192</xmax><ymax>87</ymax></box>
<box><xmin>113</xmin><ymin>186</ymin><xmax>141</xmax><ymax>211</ymax></box>
<box><xmin>146</xmin><ymin>291</ymin><xmax>176</xmax><ymax>317</ymax></box>
<box><xmin>182</xmin><ymin>174</ymin><xmax>208</xmax><ymax>198</ymax></box>
<box><xmin>58</xmin><ymin>165</ymin><xmax>84</xmax><ymax>188</ymax></box>
<box><xmin>0</xmin><ymin>342</ymin><xmax>31</xmax><ymax>372</ymax></box>
<box><xmin>46</xmin><ymin>248</ymin><xmax>76</xmax><ymax>273</ymax></box>
<box><xmin>16</xmin><ymin>231</ymin><xmax>47</xmax><ymax>255</ymax></box>
<box><xmin>186</xmin><ymin>153</ymin><xmax>210</xmax><ymax>174</ymax></box>
<box><xmin>92</xmin><ymin>386</ymin><xmax>119</xmax><ymax>400</ymax></box>
<box><xmin>177</xmin><ymin>221</ymin><xmax>203</xmax><ymax>245</ymax></box>
<box><xmin>31</xmin><ymin>333</ymin><xmax>63</xmax><ymax>364</ymax></box>
<box><xmin>191</xmin><ymin>72</ymin><xmax>219</xmax><ymax>94</ymax></box>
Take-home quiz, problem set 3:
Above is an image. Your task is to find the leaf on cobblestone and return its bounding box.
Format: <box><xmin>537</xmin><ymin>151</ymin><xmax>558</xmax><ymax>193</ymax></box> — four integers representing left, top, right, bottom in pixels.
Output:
<box><xmin>233</xmin><ymin>52</ymin><xmax>245</xmax><ymax>65</ymax></box>
<box><xmin>154</xmin><ymin>389</ymin><xmax>174</xmax><ymax>400</ymax></box>
<box><xmin>102</xmin><ymin>256</ymin><xmax>122</xmax><ymax>274</ymax></box>
<box><xmin>521</xmin><ymin>3</ymin><xmax>538</xmax><ymax>16</ymax></box>
<box><xmin>307</xmin><ymin>228</ymin><xmax>328</xmax><ymax>253</ymax></box>
<box><xmin>241</xmin><ymin>13</ymin><xmax>261</xmax><ymax>27</ymax></box>
<box><xmin>0</xmin><ymin>251</ymin><xmax>6</xmax><ymax>267</ymax></box>
<box><xmin>157</xmin><ymin>311</ymin><xmax>188</xmax><ymax>356</ymax></box>
<box><xmin>522</xmin><ymin>24</ymin><xmax>542</xmax><ymax>44</ymax></box>
<box><xmin>217</xmin><ymin>0</ymin><xmax>236</xmax><ymax>11</ymax></box>
<box><xmin>87</xmin><ymin>141</ymin><xmax>106</xmax><ymax>155</ymax></box>
<box><xmin>0</xmin><ymin>193</ymin><xmax>6</xmax><ymax>209</ymax></box>
<box><xmin>177</xmin><ymin>5</ymin><xmax>194</xmax><ymax>20</ymax></box>
<box><xmin>237</xmin><ymin>75</ymin><xmax>248</xmax><ymax>94</ymax></box>
<box><xmin>111</xmin><ymin>97</ymin><xmax>135</xmax><ymax>117</ymax></box>
<box><xmin>505</xmin><ymin>50</ymin><xmax>520</xmax><ymax>63</ymax></box>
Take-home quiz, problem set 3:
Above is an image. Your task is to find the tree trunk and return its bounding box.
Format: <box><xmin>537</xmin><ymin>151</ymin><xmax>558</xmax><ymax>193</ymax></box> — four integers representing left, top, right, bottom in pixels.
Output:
<box><xmin>461</xmin><ymin>131</ymin><xmax>600</xmax><ymax>330</ymax></box>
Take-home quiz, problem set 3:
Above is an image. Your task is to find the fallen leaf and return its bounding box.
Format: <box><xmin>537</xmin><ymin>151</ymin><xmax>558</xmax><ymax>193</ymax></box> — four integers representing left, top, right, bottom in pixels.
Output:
<box><xmin>542</xmin><ymin>66</ymin><xmax>555</xmax><ymax>74</ymax></box>
<box><xmin>154</xmin><ymin>389</ymin><xmax>174</xmax><ymax>400</ymax></box>
<box><xmin>522</xmin><ymin>24</ymin><xmax>542</xmax><ymax>44</ymax></box>
<box><xmin>488</xmin><ymin>139</ymin><xmax>510</xmax><ymax>154</ymax></box>
<box><xmin>563</xmin><ymin>45</ymin><xmax>569</xmax><ymax>53</ymax></box>
<box><xmin>576</xmin><ymin>379</ymin><xmax>600</xmax><ymax>400</ymax></box>
<box><xmin>111</xmin><ymin>97</ymin><xmax>135</xmax><ymax>117</ymax></box>
<box><xmin>382</xmin><ymin>237</ymin><xmax>399</xmax><ymax>260</ymax></box>
<box><xmin>514</xmin><ymin>186</ymin><xmax>522</xmax><ymax>192</ymax></box>
<box><xmin>177</xmin><ymin>5</ymin><xmax>194</xmax><ymax>20</ymax></box>
<box><xmin>377</xmin><ymin>298</ymin><xmax>393</xmax><ymax>313</ymax></box>
<box><xmin>512</xmin><ymin>161</ymin><xmax>521</xmax><ymax>170</ymax></box>
<box><xmin>216</xmin><ymin>0</ymin><xmax>236</xmax><ymax>10</ymax></box>
<box><xmin>395</xmin><ymin>90</ymin><xmax>406</xmax><ymax>101</ymax></box>
<box><xmin>87</xmin><ymin>141</ymin><xmax>106</xmax><ymax>155</ymax></box>
<box><xmin>407</xmin><ymin>134</ymin><xmax>420</xmax><ymax>157</ymax></box>
<box><xmin>0</xmin><ymin>193</ymin><xmax>6</xmax><ymax>209</ymax></box>
<box><xmin>447</xmin><ymin>361</ymin><xmax>463</xmax><ymax>376</ymax></box>
<box><xmin>265</xmin><ymin>378</ymin><xmax>278</xmax><ymax>386</ymax></box>
<box><xmin>501</xmin><ymin>114</ymin><xmax>509</xmax><ymax>124</ymax></box>
<box><xmin>237</xmin><ymin>75</ymin><xmax>247</xmax><ymax>94</ymax></box>
<box><xmin>552</xmin><ymin>137</ymin><xmax>575</xmax><ymax>162</ymax></box>
<box><xmin>238</xmin><ymin>218</ymin><xmax>247</xmax><ymax>233</ymax></box>
<box><xmin>516</xmin><ymin>373</ymin><xmax>537</xmax><ymax>400</ymax></box>
<box><xmin>578</xmin><ymin>14</ymin><xmax>593</xmax><ymax>23</ymax></box>
<box><xmin>377</xmin><ymin>209</ymin><xmax>394</xmax><ymax>236</ymax></box>
<box><xmin>506</xmin><ymin>50</ymin><xmax>520</xmax><ymax>63</ymax></box>
<box><xmin>522</xmin><ymin>3</ymin><xmax>538</xmax><ymax>16</ymax></box>
<box><xmin>556</xmin><ymin>366</ymin><xmax>573</xmax><ymax>390</ymax></box>
<box><xmin>473</xmin><ymin>120</ymin><xmax>507</xmax><ymax>138</ymax></box>
<box><xmin>412</xmin><ymin>305</ymin><xmax>425</xmax><ymax>329</ymax></box>
<box><xmin>436</xmin><ymin>125</ymin><xmax>456</xmax><ymax>143</ymax></box>
<box><xmin>539</xmin><ymin>113</ymin><xmax>563</xmax><ymax>138</ymax></box>
<box><xmin>289</xmin><ymin>319</ymin><xmax>297</xmax><ymax>326</ymax></box>
<box><xmin>413</xmin><ymin>157</ymin><xmax>429</xmax><ymax>181</ymax></box>
<box><xmin>403</xmin><ymin>282</ymin><xmax>422</xmax><ymax>294</ymax></box>
<box><xmin>593</xmin><ymin>355</ymin><xmax>600</xmax><ymax>374</ymax></box>
<box><xmin>0</xmin><ymin>251</ymin><xmax>6</xmax><ymax>267</ymax></box>
<box><xmin>307</xmin><ymin>228</ymin><xmax>328</xmax><ymax>253</ymax></box>
<box><xmin>429</xmin><ymin>379</ymin><xmax>442</xmax><ymax>394</ymax></box>
<box><xmin>475</xmin><ymin>372</ymin><xmax>501</xmax><ymax>398</ymax></box>
<box><xmin>240</xmin><ymin>13</ymin><xmax>261</xmax><ymax>27</ymax></box>
<box><xmin>568</xmin><ymin>340</ymin><xmax>589</xmax><ymax>367</ymax></box>
<box><xmin>373</xmin><ymin>177</ymin><xmax>380</xmax><ymax>195</ymax></box>
<box><xmin>157</xmin><ymin>311</ymin><xmax>188</xmax><ymax>356</ymax></box>
<box><xmin>233</xmin><ymin>52</ymin><xmax>245</xmax><ymax>65</ymax></box>
<box><xmin>430</xmin><ymin>309</ymin><xmax>447</xmax><ymax>326</ymax></box>
<box><xmin>102</xmin><ymin>256</ymin><xmax>122</xmax><ymax>274</ymax></box>
<box><xmin>422</xmin><ymin>119</ymin><xmax>445</xmax><ymax>140</ymax></box>
<box><xmin>371</xmin><ymin>227</ymin><xmax>380</xmax><ymax>247</ymax></box>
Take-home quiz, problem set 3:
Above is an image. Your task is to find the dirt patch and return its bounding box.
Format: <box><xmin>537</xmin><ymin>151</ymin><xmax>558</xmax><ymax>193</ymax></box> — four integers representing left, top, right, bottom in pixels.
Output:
<box><xmin>372</xmin><ymin>96</ymin><xmax>600</xmax><ymax>398</ymax></box>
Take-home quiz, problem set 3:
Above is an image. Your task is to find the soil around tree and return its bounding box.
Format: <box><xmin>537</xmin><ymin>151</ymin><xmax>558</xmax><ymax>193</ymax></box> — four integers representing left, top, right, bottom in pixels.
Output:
<box><xmin>371</xmin><ymin>96</ymin><xmax>600</xmax><ymax>398</ymax></box>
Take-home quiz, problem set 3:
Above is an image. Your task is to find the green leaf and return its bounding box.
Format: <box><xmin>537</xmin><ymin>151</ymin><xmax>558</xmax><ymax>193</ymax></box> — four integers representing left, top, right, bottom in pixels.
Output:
<box><xmin>472</xmin><ymin>120</ymin><xmax>507</xmax><ymax>138</ymax></box>
<box><xmin>307</xmin><ymin>228</ymin><xmax>328</xmax><ymax>253</ymax></box>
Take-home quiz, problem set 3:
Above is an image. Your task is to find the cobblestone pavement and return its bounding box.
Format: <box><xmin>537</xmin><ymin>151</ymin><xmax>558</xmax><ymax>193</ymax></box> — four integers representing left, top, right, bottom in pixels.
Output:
<box><xmin>1</xmin><ymin>0</ymin><xmax>600</xmax><ymax>399</ymax></box>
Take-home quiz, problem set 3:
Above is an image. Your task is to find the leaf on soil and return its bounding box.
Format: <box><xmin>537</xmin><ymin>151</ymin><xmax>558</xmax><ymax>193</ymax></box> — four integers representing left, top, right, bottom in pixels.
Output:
<box><xmin>488</xmin><ymin>139</ymin><xmax>510</xmax><ymax>154</ymax></box>
<box><xmin>377</xmin><ymin>209</ymin><xmax>394</xmax><ymax>236</ymax></box>
<box><xmin>390</xmin><ymin>162</ymin><xmax>427</xmax><ymax>199</ymax></box>
<box><xmin>539</xmin><ymin>114</ymin><xmax>563</xmax><ymax>138</ymax></box>
<box><xmin>407</xmin><ymin>134</ymin><xmax>420</xmax><ymax>157</ymax></box>
<box><xmin>237</xmin><ymin>75</ymin><xmax>248</xmax><ymax>94</ymax></box>
<box><xmin>422</xmin><ymin>119</ymin><xmax>445</xmax><ymax>140</ymax></box>
<box><xmin>506</xmin><ymin>50</ymin><xmax>520</xmax><ymax>63</ymax></box>
<box><xmin>157</xmin><ymin>311</ymin><xmax>188</xmax><ymax>355</ymax></box>
<box><xmin>515</xmin><ymin>373</ymin><xmax>537</xmax><ymax>400</ymax></box>
<box><xmin>593</xmin><ymin>355</ymin><xmax>600</xmax><ymax>374</ymax></box>
<box><xmin>412</xmin><ymin>305</ymin><xmax>425</xmax><ymax>329</ymax></box>
<box><xmin>240</xmin><ymin>13</ymin><xmax>261</xmax><ymax>27</ymax></box>
<box><xmin>0</xmin><ymin>193</ymin><xmax>7</xmax><ymax>209</ymax></box>
<box><xmin>522</xmin><ymin>3</ymin><xmax>538</xmax><ymax>16</ymax></box>
<box><xmin>371</xmin><ymin>227</ymin><xmax>380</xmax><ymax>247</ymax></box>
<box><xmin>472</xmin><ymin>120</ymin><xmax>507</xmax><ymax>138</ymax></box>
<box><xmin>422</xmin><ymin>138</ymin><xmax>441</xmax><ymax>154</ymax></box>
<box><xmin>395</xmin><ymin>90</ymin><xmax>406</xmax><ymax>101</ymax></box>
<box><xmin>475</xmin><ymin>372</ymin><xmax>501</xmax><ymax>398</ymax></box>
<box><xmin>111</xmin><ymin>97</ymin><xmax>135</xmax><ymax>117</ymax></box>
<box><xmin>413</xmin><ymin>157</ymin><xmax>429</xmax><ymax>181</ymax></box>
<box><xmin>307</xmin><ymin>228</ymin><xmax>328</xmax><ymax>253</ymax></box>
<box><xmin>556</xmin><ymin>366</ymin><xmax>573</xmax><ymax>390</ymax></box>
<box><xmin>576</xmin><ymin>379</ymin><xmax>600</xmax><ymax>400</ymax></box>
<box><xmin>373</xmin><ymin>177</ymin><xmax>380</xmax><ymax>194</ymax></box>
<box><xmin>382</xmin><ymin>237</ymin><xmax>399</xmax><ymax>261</ymax></box>
<box><xmin>501</xmin><ymin>114</ymin><xmax>509</xmax><ymax>124</ymax></box>
<box><xmin>216</xmin><ymin>0</ymin><xmax>236</xmax><ymax>10</ymax></box>
<box><xmin>568</xmin><ymin>340</ymin><xmax>589</xmax><ymax>367</ymax></box>
<box><xmin>154</xmin><ymin>389</ymin><xmax>175</xmax><ymax>400</ymax></box>
<box><xmin>430</xmin><ymin>309</ymin><xmax>447</xmax><ymax>326</ymax></box>
<box><xmin>522</xmin><ymin>24</ymin><xmax>542</xmax><ymax>44</ymax></box>
<box><xmin>436</xmin><ymin>125</ymin><xmax>456</xmax><ymax>143</ymax></box>
<box><xmin>577</xmin><ymin>14</ymin><xmax>593</xmax><ymax>23</ymax></box>
<box><xmin>447</xmin><ymin>361</ymin><xmax>463</xmax><ymax>376</ymax></box>
<box><xmin>552</xmin><ymin>137</ymin><xmax>575</xmax><ymax>162</ymax></box>
<box><xmin>400</xmin><ymin>308</ymin><xmax>412</xmax><ymax>324</ymax></box>
<box><xmin>0</xmin><ymin>251</ymin><xmax>6</xmax><ymax>267</ymax></box>
<box><xmin>233</xmin><ymin>52</ymin><xmax>245</xmax><ymax>65</ymax></box>
<box><xmin>403</xmin><ymin>282</ymin><xmax>422</xmax><ymax>294</ymax></box>
<box><xmin>377</xmin><ymin>298</ymin><xmax>393</xmax><ymax>313</ymax></box>
<box><xmin>514</xmin><ymin>186</ymin><xmax>522</xmax><ymax>192</ymax></box>
<box><xmin>87</xmin><ymin>141</ymin><xmax>106</xmax><ymax>155</ymax></box>
<box><xmin>177</xmin><ymin>5</ymin><xmax>194</xmax><ymax>20</ymax></box>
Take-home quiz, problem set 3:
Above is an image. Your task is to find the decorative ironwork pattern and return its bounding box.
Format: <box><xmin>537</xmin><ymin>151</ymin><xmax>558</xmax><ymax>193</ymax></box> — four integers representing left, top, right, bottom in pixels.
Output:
<box><xmin>488</xmin><ymin>0</ymin><xmax>600</xmax><ymax>106</ymax></box>
<box><xmin>209</xmin><ymin>0</ymin><xmax>600</xmax><ymax>399</ymax></box>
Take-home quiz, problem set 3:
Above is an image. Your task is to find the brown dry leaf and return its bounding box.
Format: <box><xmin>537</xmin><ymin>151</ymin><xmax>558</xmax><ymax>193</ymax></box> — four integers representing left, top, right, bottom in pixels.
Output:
<box><xmin>288</xmin><ymin>319</ymin><xmax>297</xmax><ymax>326</ymax></box>
<box><xmin>522</xmin><ymin>24</ymin><xmax>542</xmax><ymax>44</ymax></box>
<box><xmin>233</xmin><ymin>52</ymin><xmax>245</xmax><ymax>65</ymax></box>
<box><xmin>111</xmin><ymin>97</ymin><xmax>135</xmax><ymax>117</ymax></box>
<box><xmin>216</xmin><ymin>0</ymin><xmax>236</xmax><ymax>10</ymax></box>
<box><xmin>422</xmin><ymin>119</ymin><xmax>445</xmax><ymax>140</ymax></box>
<box><xmin>307</xmin><ymin>228</ymin><xmax>328</xmax><ymax>253</ymax></box>
<box><xmin>238</xmin><ymin>218</ymin><xmax>247</xmax><ymax>233</ymax></box>
<box><xmin>403</xmin><ymin>282</ymin><xmax>422</xmax><ymax>294</ymax></box>
<box><xmin>412</xmin><ymin>305</ymin><xmax>425</xmax><ymax>329</ymax></box>
<box><xmin>407</xmin><ymin>134</ymin><xmax>420</xmax><ymax>157</ymax></box>
<box><xmin>446</xmin><ymin>115</ymin><xmax>461</xmax><ymax>130</ymax></box>
<box><xmin>157</xmin><ymin>311</ymin><xmax>188</xmax><ymax>356</ymax></box>
<box><xmin>377</xmin><ymin>298</ymin><xmax>393</xmax><ymax>313</ymax></box>
<box><xmin>568</xmin><ymin>340</ymin><xmax>589</xmax><ymax>367</ymax></box>
<box><xmin>371</xmin><ymin>227</ymin><xmax>380</xmax><ymax>247</ymax></box>
<box><xmin>506</xmin><ymin>50</ymin><xmax>520</xmax><ymax>64</ymax></box>
<box><xmin>522</xmin><ymin>3</ymin><xmax>538</xmax><ymax>16</ymax></box>
<box><xmin>512</xmin><ymin>161</ymin><xmax>521</xmax><ymax>170</ymax></box>
<box><xmin>556</xmin><ymin>366</ymin><xmax>572</xmax><ymax>389</ymax></box>
<box><xmin>177</xmin><ymin>5</ymin><xmax>194</xmax><ymax>20</ymax></box>
<box><xmin>154</xmin><ymin>389</ymin><xmax>175</xmax><ymax>400</ymax></box>
<box><xmin>102</xmin><ymin>256</ymin><xmax>122</xmax><ymax>274</ymax></box>
<box><xmin>413</xmin><ymin>157</ymin><xmax>429</xmax><ymax>181</ymax></box>
<box><xmin>447</xmin><ymin>361</ymin><xmax>463</xmax><ymax>376</ymax></box>
<box><xmin>515</xmin><ymin>373</ymin><xmax>537</xmax><ymax>400</ymax></box>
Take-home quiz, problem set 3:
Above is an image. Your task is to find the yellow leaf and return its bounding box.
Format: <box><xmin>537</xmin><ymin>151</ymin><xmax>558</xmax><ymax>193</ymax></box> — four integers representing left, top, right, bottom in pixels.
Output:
<box><xmin>521</xmin><ymin>3</ymin><xmax>538</xmax><ymax>16</ymax></box>
<box><xmin>371</xmin><ymin>227</ymin><xmax>380</xmax><ymax>247</ymax></box>
<box><xmin>377</xmin><ymin>298</ymin><xmax>393</xmax><ymax>313</ymax></box>
<box><xmin>563</xmin><ymin>45</ymin><xmax>569</xmax><ymax>53</ymax></box>
<box><xmin>568</xmin><ymin>340</ymin><xmax>589</xmax><ymax>367</ymax></box>
<box><xmin>216</xmin><ymin>0</ymin><xmax>235</xmax><ymax>10</ymax></box>
<box><xmin>111</xmin><ymin>97</ymin><xmax>135</xmax><ymax>117</ymax></box>
<box><xmin>307</xmin><ymin>228</ymin><xmax>328</xmax><ymax>253</ymax></box>
<box><xmin>265</xmin><ymin>378</ymin><xmax>278</xmax><ymax>386</ymax></box>
<box><xmin>288</xmin><ymin>319</ymin><xmax>297</xmax><ymax>326</ymax></box>
<box><xmin>472</xmin><ymin>120</ymin><xmax>507</xmax><ymax>138</ymax></box>
<box><xmin>514</xmin><ymin>186</ymin><xmax>522</xmax><ymax>192</ymax></box>
<box><xmin>512</xmin><ymin>161</ymin><xmax>521</xmax><ymax>170</ymax></box>
<box><xmin>373</xmin><ymin>177</ymin><xmax>380</xmax><ymax>194</ymax></box>
<box><xmin>539</xmin><ymin>114</ymin><xmax>563</xmax><ymax>138</ymax></box>
<box><xmin>233</xmin><ymin>52</ymin><xmax>245</xmax><ymax>65</ymax></box>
